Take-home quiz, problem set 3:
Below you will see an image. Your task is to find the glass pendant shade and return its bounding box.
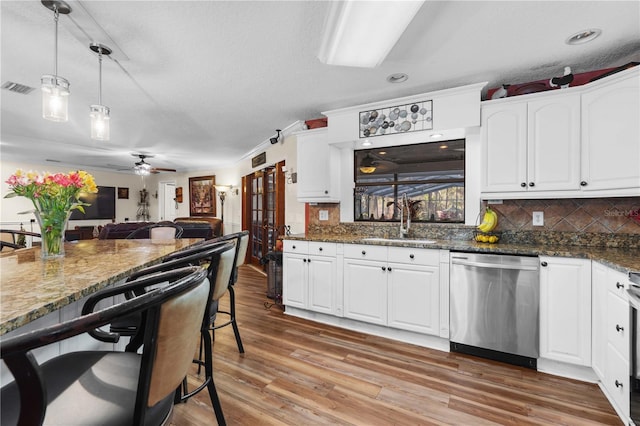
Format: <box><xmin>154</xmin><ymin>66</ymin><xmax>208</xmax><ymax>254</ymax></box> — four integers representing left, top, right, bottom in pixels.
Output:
<box><xmin>41</xmin><ymin>76</ymin><xmax>69</xmax><ymax>122</ymax></box>
<box><xmin>90</xmin><ymin>104</ymin><xmax>110</xmax><ymax>141</ymax></box>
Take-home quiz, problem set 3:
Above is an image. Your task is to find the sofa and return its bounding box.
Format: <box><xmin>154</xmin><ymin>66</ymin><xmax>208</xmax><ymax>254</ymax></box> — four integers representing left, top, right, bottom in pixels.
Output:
<box><xmin>98</xmin><ymin>217</ymin><xmax>222</xmax><ymax>240</ymax></box>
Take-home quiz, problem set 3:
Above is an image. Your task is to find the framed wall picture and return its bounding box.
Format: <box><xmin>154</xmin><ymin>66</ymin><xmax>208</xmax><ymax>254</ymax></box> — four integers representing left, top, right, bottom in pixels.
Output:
<box><xmin>117</xmin><ymin>187</ymin><xmax>129</xmax><ymax>199</ymax></box>
<box><xmin>189</xmin><ymin>175</ymin><xmax>216</xmax><ymax>216</ymax></box>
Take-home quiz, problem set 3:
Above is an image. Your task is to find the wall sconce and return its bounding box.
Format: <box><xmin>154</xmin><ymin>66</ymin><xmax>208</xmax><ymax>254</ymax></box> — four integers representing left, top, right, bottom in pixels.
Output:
<box><xmin>282</xmin><ymin>166</ymin><xmax>297</xmax><ymax>184</ymax></box>
<box><xmin>270</xmin><ymin>129</ymin><xmax>281</xmax><ymax>144</ymax></box>
<box><xmin>214</xmin><ymin>185</ymin><xmax>232</xmax><ymax>226</ymax></box>
<box><xmin>89</xmin><ymin>43</ymin><xmax>111</xmax><ymax>141</ymax></box>
<box><xmin>41</xmin><ymin>0</ymin><xmax>72</xmax><ymax>122</ymax></box>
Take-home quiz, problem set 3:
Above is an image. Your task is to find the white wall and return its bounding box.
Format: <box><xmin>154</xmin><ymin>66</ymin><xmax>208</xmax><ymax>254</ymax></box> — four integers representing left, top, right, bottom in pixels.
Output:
<box><xmin>0</xmin><ymin>160</ymin><xmax>146</xmax><ymax>232</ymax></box>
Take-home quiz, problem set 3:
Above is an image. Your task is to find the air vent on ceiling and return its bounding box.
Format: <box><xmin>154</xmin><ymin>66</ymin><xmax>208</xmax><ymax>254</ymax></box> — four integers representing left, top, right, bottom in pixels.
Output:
<box><xmin>46</xmin><ymin>159</ymin><xmax>62</xmax><ymax>163</ymax></box>
<box><xmin>2</xmin><ymin>81</ymin><xmax>36</xmax><ymax>95</ymax></box>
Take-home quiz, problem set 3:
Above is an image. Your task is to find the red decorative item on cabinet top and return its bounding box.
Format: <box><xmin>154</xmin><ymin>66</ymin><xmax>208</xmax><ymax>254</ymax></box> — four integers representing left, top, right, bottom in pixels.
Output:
<box><xmin>305</xmin><ymin>117</ymin><xmax>328</xmax><ymax>129</ymax></box>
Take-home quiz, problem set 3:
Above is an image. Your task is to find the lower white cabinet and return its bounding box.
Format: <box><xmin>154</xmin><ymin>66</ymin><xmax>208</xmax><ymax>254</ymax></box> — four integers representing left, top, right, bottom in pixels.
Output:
<box><xmin>592</xmin><ymin>261</ymin><xmax>631</xmax><ymax>420</ymax></box>
<box><xmin>343</xmin><ymin>244</ymin><xmax>445</xmax><ymax>336</ymax></box>
<box><xmin>283</xmin><ymin>240</ymin><xmax>339</xmax><ymax>315</ymax></box>
<box><xmin>539</xmin><ymin>256</ymin><xmax>592</xmax><ymax>366</ymax></box>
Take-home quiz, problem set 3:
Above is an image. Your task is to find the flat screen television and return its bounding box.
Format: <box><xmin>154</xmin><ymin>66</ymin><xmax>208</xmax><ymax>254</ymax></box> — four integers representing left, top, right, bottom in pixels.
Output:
<box><xmin>70</xmin><ymin>186</ymin><xmax>116</xmax><ymax>220</ymax></box>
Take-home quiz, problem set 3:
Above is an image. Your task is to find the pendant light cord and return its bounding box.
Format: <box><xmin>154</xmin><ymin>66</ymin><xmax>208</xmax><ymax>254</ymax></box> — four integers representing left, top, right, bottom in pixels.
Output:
<box><xmin>98</xmin><ymin>46</ymin><xmax>103</xmax><ymax>105</ymax></box>
<box><xmin>53</xmin><ymin>5</ymin><xmax>59</xmax><ymax>77</ymax></box>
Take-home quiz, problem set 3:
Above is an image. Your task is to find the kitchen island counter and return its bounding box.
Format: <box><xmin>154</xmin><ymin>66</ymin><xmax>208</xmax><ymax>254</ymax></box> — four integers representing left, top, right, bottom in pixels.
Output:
<box><xmin>0</xmin><ymin>238</ymin><xmax>200</xmax><ymax>335</ymax></box>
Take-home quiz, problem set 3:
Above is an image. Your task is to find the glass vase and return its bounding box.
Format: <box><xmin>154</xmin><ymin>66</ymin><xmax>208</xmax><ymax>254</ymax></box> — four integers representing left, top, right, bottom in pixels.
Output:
<box><xmin>35</xmin><ymin>209</ymin><xmax>71</xmax><ymax>259</ymax></box>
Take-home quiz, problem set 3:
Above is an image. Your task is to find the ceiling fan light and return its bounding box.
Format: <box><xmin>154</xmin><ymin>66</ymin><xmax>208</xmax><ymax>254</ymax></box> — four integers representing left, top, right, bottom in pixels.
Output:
<box><xmin>41</xmin><ymin>74</ymin><xmax>69</xmax><ymax>122</ymax></box>
<box><xmin>359</xmin><ymin>154</ymin><xmax>377</xmax><ymax>174</ymax></box>
<box><xmin>359</xmin><ymin>166</ymin><xmax>376</xmax><ymax>174</ymax></box>
<box><xmin>90</xmin><ymin>104</ymin><xmax>110</xmax><ymax>141</ymax></box>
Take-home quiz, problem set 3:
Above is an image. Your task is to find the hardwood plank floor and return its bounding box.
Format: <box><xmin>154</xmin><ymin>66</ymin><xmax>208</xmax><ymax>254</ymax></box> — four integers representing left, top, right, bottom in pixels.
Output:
<box><xmin>171</xmin><ymin>265</ymin><xmax>621</xmax><ymax>425</ymax></box>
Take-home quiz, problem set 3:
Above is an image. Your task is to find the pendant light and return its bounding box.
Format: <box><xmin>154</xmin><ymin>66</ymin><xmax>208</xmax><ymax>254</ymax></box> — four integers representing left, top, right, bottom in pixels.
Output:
<box><xmin>41</xmin><ymin>0</ymin><xmax>71</xmax><ymax>122</ymax></box>
<box><xmin>359</xmin><ymin>154</ymin><xmax>377</xmax><ymax>174</ymax></box>
<box><xmin>89</xmin><ymin>43</ymin><xmax>111</xmax><ymax>141</ymax></box>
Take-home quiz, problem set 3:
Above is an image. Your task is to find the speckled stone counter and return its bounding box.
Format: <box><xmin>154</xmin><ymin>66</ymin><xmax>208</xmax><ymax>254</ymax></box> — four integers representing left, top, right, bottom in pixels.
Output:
<box><xmin>0</xmin><ymin>238</ymin><xmax>200</xmax><ymax>335</ymax></box>
<box><xmin>283</xmin><ymin>234</ymin><xmax>640</xmax><ymax>275</ymax></box>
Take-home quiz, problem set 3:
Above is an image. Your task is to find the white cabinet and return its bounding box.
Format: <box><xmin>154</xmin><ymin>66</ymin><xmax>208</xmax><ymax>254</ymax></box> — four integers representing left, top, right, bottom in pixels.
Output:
<box><xmin>283</xmin><ymin>240</ymin><xmax>339</xmax><ymax>315</ymax></box>
<box><xmin>539</xmin><ymin>256</ymin><xmax>591</xmax><ymax>366</ymax></box>
<box><xmin>591</xmin><ymin>261</ymin><xmax>631</xmax><ymax>420</ymax></box>
<box><xmin>581</xmin><ymin>69</ymin><xmax>640</xmax><ymax>191</ymax></box>
<box><xmin>481</xmin><ymin>93</ymin><xmax>581</xmax><ymax>193</ymax></box>
<box><xmin>295</xmin><ymin>128</ymin><xmax>341</xmax><ymax>202</ymax></box>
<box><xmin>343</xmin><ymin>244</ymin><xmax>445</xmax><ymax>336</ymax></box>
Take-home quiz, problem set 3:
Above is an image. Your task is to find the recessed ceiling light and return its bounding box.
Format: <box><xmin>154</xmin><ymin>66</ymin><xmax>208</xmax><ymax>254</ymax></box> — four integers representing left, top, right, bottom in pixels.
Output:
<box><xmin>566</xmin><ymin>29</ymin><xmax>601</xmax><ymax>45</ymax></box>
<box><xmin>439</xmin><ymin>145</ymin><xmax>448</xmax><ymax>149</ymax></box>
<box><xmin>430</xmin><ymin>133</ymin><xmax>443</xmax><ymax>139</ymax></box>
<box><xmin>378</xmin><ymin>151</ymin><xmax>386</xmax><ymax>155</ymax></box>
<box><xmin>362</xmin><ymin>139</ymin><xmax>372</xmax><ymax>147</ymax></box>
<box><xmin>387</xmin><ymin>73</ymin><xmax>408</xmax><ymax>84</ymax></box>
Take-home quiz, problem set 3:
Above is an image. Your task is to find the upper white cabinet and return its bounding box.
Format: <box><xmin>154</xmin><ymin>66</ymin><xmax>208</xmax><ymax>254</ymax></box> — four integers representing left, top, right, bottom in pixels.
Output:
<box><xmin>481</xmin><ymin>67</ymin><xmax>640</xmax><ymax>198</ymax></box>
<box><xmin>581</xmin><ymin>71</ymin><xmax>640</xmax><ymax>191</ymax></box>
<box><xmin>481</xmin><ymin>95</ymin><xmax>580</xmax><ymax>193</ymax></box>
<box><xmin>539</xmin><ymin>256</ymin><xmax>592</xmax><ymax>366</ymax></box>
<box><xmin>295</xmin><ymin>128</ymin><xmax>341</xmax><ymax>202</ymax></box>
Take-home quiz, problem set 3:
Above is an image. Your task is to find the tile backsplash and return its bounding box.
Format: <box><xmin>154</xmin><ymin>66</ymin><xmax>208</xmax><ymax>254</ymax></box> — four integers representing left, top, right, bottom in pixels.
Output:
<box><xmin>487</xmin><ymin>197</ymin><xmax>640</xmax><ymax>234</ymax></box>
<box><xmin>307</xmin><ymin>197</ymin><xmax>640</xmax><ymax>248</ymax></box>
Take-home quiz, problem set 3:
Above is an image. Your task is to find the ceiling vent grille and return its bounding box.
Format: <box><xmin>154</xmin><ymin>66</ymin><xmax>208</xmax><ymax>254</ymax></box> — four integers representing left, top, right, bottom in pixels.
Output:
<box><xmin>2</xmin><ymin>81</ymin><xmax>36</xmax><ymax>95</ymax></box>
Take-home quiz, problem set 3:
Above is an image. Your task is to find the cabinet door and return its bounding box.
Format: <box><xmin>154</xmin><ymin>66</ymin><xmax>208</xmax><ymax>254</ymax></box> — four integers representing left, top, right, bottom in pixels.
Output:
<box><xmin>387</xmin><ymin>262</ymin><xmax>439</xmax><ymax>335</ymax></box>
<box><xmin>481</xmin><ymin>102</ymin><xmax>528</xmax><ymax>192</ymax></box>
<box><xmin>308</xmin><ymin>255</ymin><xmax>337</xmax><ymax>315</ymax></box>
<box><xmin>296</xmin><ymin>128</ymin><xmax>340</xmax><ymax>201</ymax></box>
<box><xmin>539</xmin><ymin>256</ymin><xmax>592</xmax><ymax>366</ymax></box>
<box><xmin>343</xmin><ymin>258</ymin><xmax>387</xmax><ymax>325</ymax></box>
<box><xmin>527</xmin><ymin>94</ymin><xmax>581</xmax><ymax>191</ymax></box>
<box><xmin>582</xmin><ymin>71</ymin><xmax>640</xmax><ymax>191</ymax></box>
<box><xmin>283</xmin><ymin>254</ymin><xmax>308</xmax><ymax>309</ymax></box>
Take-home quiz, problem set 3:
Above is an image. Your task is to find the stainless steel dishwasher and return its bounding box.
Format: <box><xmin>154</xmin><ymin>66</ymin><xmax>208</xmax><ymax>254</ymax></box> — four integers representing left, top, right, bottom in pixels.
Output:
<box><xmin>450</xmin><ymin>252</ymin><xmax>540</xmax><ymax>369</ymax></box>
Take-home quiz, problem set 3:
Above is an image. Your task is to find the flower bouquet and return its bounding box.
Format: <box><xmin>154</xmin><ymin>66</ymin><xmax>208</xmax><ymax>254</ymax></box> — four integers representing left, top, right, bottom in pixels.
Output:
<box><xmin>5</xmin><ymin>170</ymin><xmax>98</xmax><ymax>258</ymax></box>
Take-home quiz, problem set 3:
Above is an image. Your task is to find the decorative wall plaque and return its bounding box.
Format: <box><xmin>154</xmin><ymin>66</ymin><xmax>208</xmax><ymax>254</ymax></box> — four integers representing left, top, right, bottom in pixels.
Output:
<box><xmin>359</xmin><ymin>100</ymin><xmax>433</xmax><ymax>138</ymax></box>
<box><xmin>252</xmin><ymin>152</ymin><xmax>266</xmax><ymax>168</ymax></box>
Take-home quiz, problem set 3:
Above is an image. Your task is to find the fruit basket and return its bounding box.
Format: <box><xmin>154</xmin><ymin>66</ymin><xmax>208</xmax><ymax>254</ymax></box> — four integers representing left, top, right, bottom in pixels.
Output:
<box><xmin>473</xmin><ymin>230</ymin><xmax>500</xmax><ymax>244</ymax></box>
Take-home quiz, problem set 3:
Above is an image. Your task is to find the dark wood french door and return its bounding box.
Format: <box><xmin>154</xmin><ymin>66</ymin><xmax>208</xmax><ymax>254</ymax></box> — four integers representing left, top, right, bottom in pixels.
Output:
<box><xmin>242</xmin><ymin>161</ymin><xmax>285</xmax><ymax>269</ymax></box>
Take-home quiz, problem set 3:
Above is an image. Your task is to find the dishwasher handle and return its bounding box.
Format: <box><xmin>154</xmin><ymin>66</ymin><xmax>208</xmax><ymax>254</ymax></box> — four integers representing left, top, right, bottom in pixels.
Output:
<box><xmin>451</xmin><ymin>257</ymin><xmax>539</xmax><ymax>271</ymax></box>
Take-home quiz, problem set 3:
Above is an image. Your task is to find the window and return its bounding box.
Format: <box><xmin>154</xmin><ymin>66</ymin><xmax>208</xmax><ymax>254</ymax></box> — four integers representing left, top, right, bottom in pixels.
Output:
<box><xmin>354</xmin><ymin>139</ymin><xmax>465</xmax><ymax>223</ymax></box>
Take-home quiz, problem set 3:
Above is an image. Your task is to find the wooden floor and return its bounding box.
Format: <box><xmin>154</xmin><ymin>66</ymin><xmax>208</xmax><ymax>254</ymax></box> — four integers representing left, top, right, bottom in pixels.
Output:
<box><xmin>171</xmin><ymin>265</ymin><xmax>621</xmax><ymax>425</ymax></box>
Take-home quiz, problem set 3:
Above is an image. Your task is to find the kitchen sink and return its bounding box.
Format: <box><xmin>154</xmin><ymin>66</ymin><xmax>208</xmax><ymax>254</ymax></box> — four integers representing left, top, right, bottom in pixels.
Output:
<box><xmin>362</xmin><ymin>237</ymin><xmax>437</xmax><ymax>244</ymax></box>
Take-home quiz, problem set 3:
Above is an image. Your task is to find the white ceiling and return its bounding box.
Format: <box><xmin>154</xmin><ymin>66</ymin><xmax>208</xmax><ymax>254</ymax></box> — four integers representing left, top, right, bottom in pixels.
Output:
<box><xmin>1</xmin><ymin>1</ymin><xmax>639</xmax><ymax>174</ymax></box>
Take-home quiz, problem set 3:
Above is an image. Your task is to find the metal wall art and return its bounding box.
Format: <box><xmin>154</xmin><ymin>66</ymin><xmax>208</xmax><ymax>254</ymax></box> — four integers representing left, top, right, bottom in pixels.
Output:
<box><xmin>359</xmin><ymin>100</ymin><xmax>433</xmax><ymax>138</ymax></box>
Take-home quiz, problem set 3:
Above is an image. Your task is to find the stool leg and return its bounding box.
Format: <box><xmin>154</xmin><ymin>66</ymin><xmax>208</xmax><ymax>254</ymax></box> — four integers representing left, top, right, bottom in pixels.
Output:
<box><xmin>201</xmin><ymin>329</ymin><xmax>226</xmax><ymax>425</ymax></box>
<box><xmin>228</xmin><ymin>285</ymin><xmax>244</xmax><ymax>353</ymax></box>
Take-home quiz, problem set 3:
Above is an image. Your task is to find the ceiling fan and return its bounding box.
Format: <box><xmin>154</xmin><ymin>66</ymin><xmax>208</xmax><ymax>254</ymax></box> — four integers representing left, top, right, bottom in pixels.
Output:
<box><xmin>132</xmin><ymin>154</ymin><xmax>176</xmax><ymax>175</ymax></box>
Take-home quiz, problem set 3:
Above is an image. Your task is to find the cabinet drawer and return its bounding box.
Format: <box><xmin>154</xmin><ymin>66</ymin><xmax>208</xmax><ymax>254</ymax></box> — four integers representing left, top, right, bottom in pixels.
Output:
<box><xmin>387</xmin><ymin>247</ymin><xmax>439</xmax><ymax>266</ymax></box>
<box><xmin>308</xmin><ymin>242</ymin><xmax>336</xmax><ymax>257</ymax></box>
<box><xmin>605</xmin><ymin>342</ymin><xmax>630</xmax><ymax>417</ymax></box>
<box><xmin>284</xmin><ymin>240</ymin><xmax>308</xmax><ymax>254</ymax></box>
<box><xmin>607</xmin><ymin>291</ymin><xmax>630</xmax><ymax>360</ymax></box>
<box><xmin>344</xmin><ymin>244</ymin><xmax>387</xmax><ymax>262</ymax></box>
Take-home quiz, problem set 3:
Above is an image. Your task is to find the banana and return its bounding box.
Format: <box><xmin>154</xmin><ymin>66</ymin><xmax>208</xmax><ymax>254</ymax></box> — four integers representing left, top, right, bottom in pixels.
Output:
<box><xmin>477</xmin><ymin>207</ymin><xmax>498</xmax><ymax>233</ymax></box>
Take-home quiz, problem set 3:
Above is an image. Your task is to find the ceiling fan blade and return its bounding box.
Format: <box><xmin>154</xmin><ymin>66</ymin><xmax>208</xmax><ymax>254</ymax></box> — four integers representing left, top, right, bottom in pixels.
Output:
<box><xmin>151</xmin><ymin>167</ymin><xmax>177</xmax><ymax>173</ymax></box>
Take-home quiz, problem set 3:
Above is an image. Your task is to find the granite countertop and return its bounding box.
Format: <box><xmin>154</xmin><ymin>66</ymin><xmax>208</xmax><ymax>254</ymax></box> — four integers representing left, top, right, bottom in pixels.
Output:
<box><xmin>0</xmin><ymin>238</ymin><xmax>199</xmax><ymax>335</ymax></box>
<box><xmin>283</xmin><ymin>234</ymin><xmax>640</xmax><ymax>275</ymax></box>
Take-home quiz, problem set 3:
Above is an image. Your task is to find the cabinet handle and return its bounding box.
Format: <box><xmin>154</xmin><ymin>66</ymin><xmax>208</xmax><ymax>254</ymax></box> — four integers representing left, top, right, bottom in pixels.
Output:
<box><xmin>303</xmin><ymin>258</ymin><xmax>307</xmax><ymax>263</ymax></box>
<box><xmin>382</xmin><ymin>266</ymin><xmax>386</xmax><ymax>271</ymax></box>
<box><xmin>362</xmin><ymin>250</ymin><xmax>366</xmax><ymax>255</ymax></box>
<box><xmin>529</xmin><ymin>182</ymin><xmax>535</xmax><ymax>187</ymax></box>
<box><xmin>616</xmin><ymin>282</ymin><xmax>624</xmax><ymax>289</ymax></box>
<box><xmin>409</xmin><ymin>254</ymin><xmax>415</xmax><ymax>259</ymax></box>
<box><xmin>307</xmin><ymin>258</ymin><xmax>311</xmax><ymax>263</ymax></box>
<box><xmin>319</xmin><ymin>247</ymin><xmax>323</xmax><ymax>251</ymax></box>
<box><xmin>615</xmin><ymin>380</ymin><xmax>623</xmax><ymax>388</ymax></box>
<box><xmin>616</xmin><ymin>324</ymin><xmax>624</xmax><ymax>332</ymax></box>
<box><xmin>324</xmin><ymin>190</ymin><xmax>328</xmax><ymax>194</ymax></box>
<box><xmin>521</xmin><ymin>182</ymin><xmax>526</xmax><ymax>188</ymax></box>
<box><xmin>292</xmin><ymin>245</ymin><xmax>296</xmax><ymax>250</ymax></box>
<box><xmin>541</xmin><ymin>261</ymin><xmax>548</xmax><ymax>267</ymax></box>
<box><xmin>580</xmin><ymin>181</ymin><xmax>588</xmax><ymax>186</ymax></box>
<box><xmin>388</xmin><ymin>267</ymin><xmax>392</xmax><ymax>272</ymax></box>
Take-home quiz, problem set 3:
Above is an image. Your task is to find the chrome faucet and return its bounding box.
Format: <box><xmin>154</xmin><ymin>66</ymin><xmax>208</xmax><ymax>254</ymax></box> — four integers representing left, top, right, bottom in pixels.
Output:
<box><xmin>399</xmin><ymin>193</ymin><xmax>411</xmax><ymax>238</ymax></box>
